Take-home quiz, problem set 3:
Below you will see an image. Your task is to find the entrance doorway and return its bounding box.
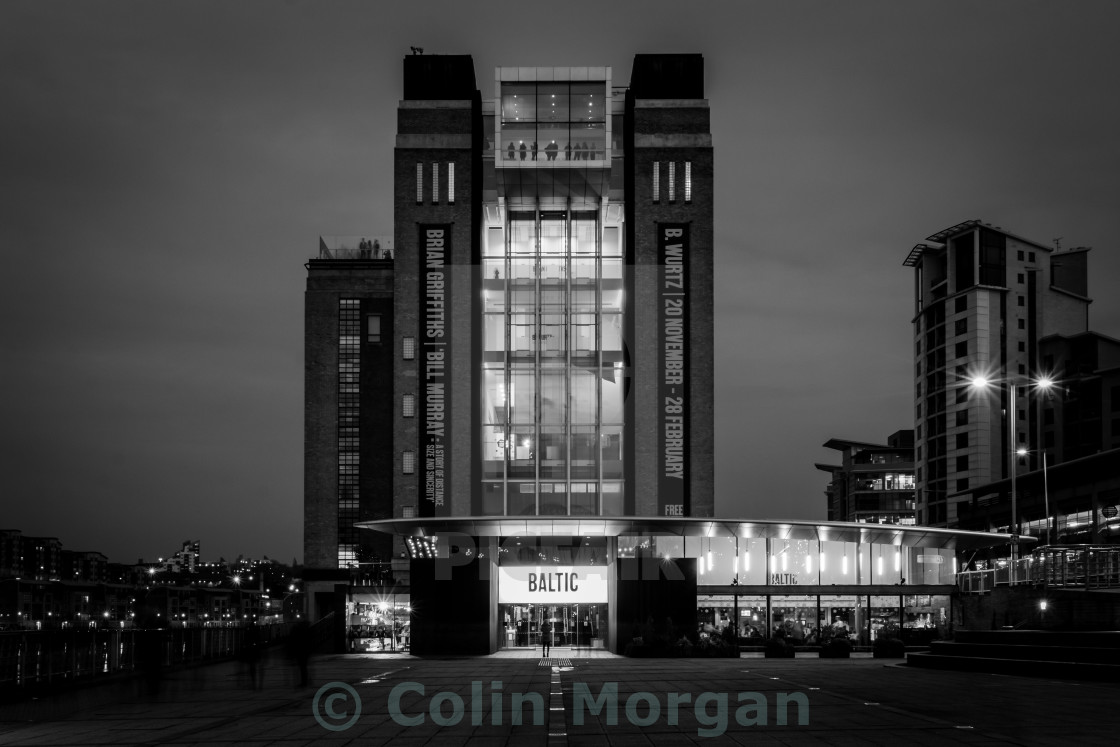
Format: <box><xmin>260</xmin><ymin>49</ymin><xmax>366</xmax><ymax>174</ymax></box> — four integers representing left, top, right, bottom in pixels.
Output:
<box><xmin>499</xmin><ymin>603</ymin><xmax>606</xmax><ymax>649</ymax></box>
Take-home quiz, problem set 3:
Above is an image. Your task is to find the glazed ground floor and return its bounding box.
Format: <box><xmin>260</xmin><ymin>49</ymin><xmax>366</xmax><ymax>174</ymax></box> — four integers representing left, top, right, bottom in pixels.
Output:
<box><xmin>340</xmin><ymin>518</ymin><xmax>1012</xmax><ymax>654</ymax></box>
<box><xmin>331</xmin><ymin>582</ymin><xmax>954</xmax><ymax>655</ymax></box>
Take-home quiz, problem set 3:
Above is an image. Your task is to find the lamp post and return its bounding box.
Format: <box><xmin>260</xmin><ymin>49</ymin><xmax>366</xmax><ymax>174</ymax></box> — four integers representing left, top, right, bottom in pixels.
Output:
<box><xmin>1043</xmin><ymin>450</ymin><xmax>1050</xmax><ymax>546</ymax></box>
<box><xmin>969</xmin><ymin>374</ymin><xmax>1055</xmax><ymax>584</ymax></box>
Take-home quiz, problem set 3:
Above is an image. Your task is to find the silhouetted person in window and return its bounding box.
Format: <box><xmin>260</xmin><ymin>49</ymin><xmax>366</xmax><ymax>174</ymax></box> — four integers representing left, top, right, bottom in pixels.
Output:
<box><xmin>545</xmin><ymin>141</ymin><xmax>558</xmax><ymax>160</ymax></box>
<box><xmin>531</xmin><ymin>141</ymin><xmax>538</xmax><ymax>160</ymax></box>
<box><xmin>373</xmin><ymin>239</ymin><xmax>381</xmax><ymax>258</ymax></box>
<box><xmin>572</xmin><ymin>142</ymin><xmax>582</xmax><ymax>160</ymax></box>
<box><xmin>507</xmin><ymin>142</ymin><xmax>515</xmax><ymax>160</ymax></box>
<box><xmin>519</xmin><ymin>142</ymin><xmax>527</xmax><ymax>161</ymax></box>
<box><xmin>581</xmin><ymin>142</ymin><xmax>590</xmax><ymax>160</ymax></box>
<box><xmin>564</xmin><ymin>142</ymin><xmax>571</xmax><ymax>160</ymax></box>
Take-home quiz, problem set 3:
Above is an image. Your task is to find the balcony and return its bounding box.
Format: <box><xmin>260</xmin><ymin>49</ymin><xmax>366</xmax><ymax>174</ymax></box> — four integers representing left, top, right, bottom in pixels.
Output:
<box><xmin>316</xmin><ymin>235</ymin><xmax>394</xmax><ymax>261</ymax></box>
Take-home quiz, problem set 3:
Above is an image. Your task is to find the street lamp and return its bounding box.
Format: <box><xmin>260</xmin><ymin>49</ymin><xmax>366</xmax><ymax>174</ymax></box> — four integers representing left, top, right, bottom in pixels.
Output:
<box><xmin>968</xmin><ymin>374</ymin><xmax>1055</xmax><ymax>581</ymax></box>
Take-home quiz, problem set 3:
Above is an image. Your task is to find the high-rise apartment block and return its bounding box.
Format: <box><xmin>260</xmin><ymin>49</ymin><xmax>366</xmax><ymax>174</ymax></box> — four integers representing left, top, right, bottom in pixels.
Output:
<box><xmin>904</xmin><ymin>220</ymin><xmax>1092</xmax><ymax>528</ymax></box>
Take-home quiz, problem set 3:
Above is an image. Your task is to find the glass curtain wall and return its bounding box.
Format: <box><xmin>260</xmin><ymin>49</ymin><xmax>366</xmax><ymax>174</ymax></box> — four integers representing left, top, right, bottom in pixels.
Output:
<box><xmin>500</xmin><ymin>82</ymin><xmax>608</xmax><ymax>161</ymax></box>
<box><xmin>481</xmin><ymin>210</ymin><xmax>625</xmax><ymax>515</ymax></box>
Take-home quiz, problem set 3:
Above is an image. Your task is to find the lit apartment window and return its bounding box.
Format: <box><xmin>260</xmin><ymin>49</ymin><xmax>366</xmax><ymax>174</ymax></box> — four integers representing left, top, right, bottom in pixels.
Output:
<box><xmin>668</xmin><ymin>162</ymin><xmax>676</xmax><ymax>202</ymax></box>
<box><xmin>432</xmin><ymin>163</ymin><xmax>439</xmax><ymax>203</ymax></box>
<box><xmin>684</xmin><ymin>161</ymin><xmax>692</xmax><ymax>202</ymax></box>
<box><xmin>367</xmin><ymin>314</ymin><xmax>382</xmax><ymax>343</ymax></box>
<box><xmin>447</xmin><ymin>162</ymin><xmax>455</xmax><ymax>204</ymax></box>
<box><xmin>402</xmin><ymin>336</ymin><xmax>416</xmax><ymax>359</ymax></box>
<box><xmin>652</xmin><ymin>161</ymin><xmax>660</xmax><ymax>202</ymax></box>
<box><xmin>403</xmin><ymin>393</ymin><xmax>415</xmax><ymax>417</ymax></box>
<box><xmin>416</xmin><ymin>163</ymin><xmax>423</xmax><ymax>203</ymax></box>
<box><xmin>402</xmin><ymin>450</ymin><xmax>416</xmax><ymax>474</ymax></box>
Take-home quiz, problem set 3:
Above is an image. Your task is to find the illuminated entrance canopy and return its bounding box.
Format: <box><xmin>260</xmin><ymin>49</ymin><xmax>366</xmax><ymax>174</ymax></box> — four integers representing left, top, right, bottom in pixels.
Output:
<box><xmin>499</xmin><ymin>565</ymin><xmax>608</xmax><ymax>603</ymax></box>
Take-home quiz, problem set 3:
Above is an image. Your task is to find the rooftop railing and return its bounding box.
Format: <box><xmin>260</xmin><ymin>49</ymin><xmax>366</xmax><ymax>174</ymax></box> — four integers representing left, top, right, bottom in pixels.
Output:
<box><xmin>317</xmin><ymin>235</ymin><xmax>394</xmax><ymax>261</ymax></box>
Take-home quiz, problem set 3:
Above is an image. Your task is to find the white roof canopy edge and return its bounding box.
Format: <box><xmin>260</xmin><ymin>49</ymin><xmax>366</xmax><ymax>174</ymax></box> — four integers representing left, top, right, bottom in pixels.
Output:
<box><xmin>357</xmin><ymin>516</ymin><xmax>1028</xmax><ymax>552</ymax></box>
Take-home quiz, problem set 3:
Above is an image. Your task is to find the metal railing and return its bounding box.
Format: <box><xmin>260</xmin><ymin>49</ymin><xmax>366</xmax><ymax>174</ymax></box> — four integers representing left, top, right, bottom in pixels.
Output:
<box><xmin>0</xmin><ymin>622</ymin><xmax>295</xmax><ymax>695</ymax></box>
<box><xmin>316</xmin><ymin>235</ymin><xmax>394</xmax><ymax>261</ymax></box>
<box><xmin>957</xmin><ymin>545</ymin><xmax>1120</xmax><ymax>593</ymax></box>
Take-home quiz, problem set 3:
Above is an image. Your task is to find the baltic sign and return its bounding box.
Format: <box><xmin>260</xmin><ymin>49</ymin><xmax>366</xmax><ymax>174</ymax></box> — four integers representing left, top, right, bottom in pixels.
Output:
<box><xmin>497</xmin><ymin>566</ymin><xmax>609</xmax><ymax>604</ymax></box>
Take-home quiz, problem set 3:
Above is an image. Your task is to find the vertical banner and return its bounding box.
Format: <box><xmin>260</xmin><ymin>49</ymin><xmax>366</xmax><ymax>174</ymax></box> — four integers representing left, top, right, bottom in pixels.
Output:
<box><xmin>419</xmin><ymin>224</ymin><xmax>452</xmax><ymax>517</ymax></box>
<box><xmin>658</xmin><ymin>223</ymin><xmax>689</xmax><ymax>516</ymax></box>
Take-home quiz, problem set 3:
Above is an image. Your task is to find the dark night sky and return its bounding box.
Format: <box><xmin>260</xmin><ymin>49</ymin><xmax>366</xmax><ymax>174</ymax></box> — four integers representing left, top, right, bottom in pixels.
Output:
<box><xmin>3</xmin><ymin>0</ymin><xmax>1118</xmax><ymax>565</ymax></box>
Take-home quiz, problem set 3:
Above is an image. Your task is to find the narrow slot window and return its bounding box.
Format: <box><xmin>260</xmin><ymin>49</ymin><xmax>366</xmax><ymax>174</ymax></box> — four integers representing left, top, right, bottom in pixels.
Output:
<box><xmin>403</xmin><ymin>394</ymin><xmax>416</xmax><ymax>417</ymax></box>
<box><xmin>684</xmin><ymin>161</ymin><xmax>692</xmax><ymax>203</ymax></box>
<box><xmin>652</xmin><ymin>161</ymin><xmax>660</xmax><ymax>202</ymax></box>
<box><xmin>367</xmin><ymin>314</ymin><xmax>382</xmax><ymax>344</ymax></box>
<box><xmin>668</xmin><ymin>162</ymin><xmax>676</xmax><ymax>202</ymax></box>
<box><xmin>402</xmin><ymin>336</ymin><xmax>416</xmax><ymax>359</ymax></box>
<box><xmin>431</xmin><ymin>163</ymin><xmax>439</xmax><ymax>204</ymax></box>
<box><xmin>447</xmin><ymin>162</ymin><xmax>455</xmax><ymax>204</ymax></box>
<box><xmin>402</xmin><ymin>450</ymin><xmax>416</xmax><ymax>474</ymax></box>
<box><xmin>416</xmin><ymin>163</ymin><xmax>423</xmax><ymax>204</ymax></box>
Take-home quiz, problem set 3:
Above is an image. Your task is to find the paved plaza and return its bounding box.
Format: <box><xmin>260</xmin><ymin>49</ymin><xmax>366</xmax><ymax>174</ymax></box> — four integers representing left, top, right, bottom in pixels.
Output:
<box><xmin>1</xmin><ymin>648</ymin><xmax>1118</xmax><ymax>746</ymax></box>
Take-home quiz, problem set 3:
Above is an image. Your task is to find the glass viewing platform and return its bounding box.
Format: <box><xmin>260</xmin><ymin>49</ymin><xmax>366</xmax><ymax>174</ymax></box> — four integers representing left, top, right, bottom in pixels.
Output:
<box><xmin>317</xmin><ymin>235</ymin><xmax>394</xmax><ymax>261</ymax></box>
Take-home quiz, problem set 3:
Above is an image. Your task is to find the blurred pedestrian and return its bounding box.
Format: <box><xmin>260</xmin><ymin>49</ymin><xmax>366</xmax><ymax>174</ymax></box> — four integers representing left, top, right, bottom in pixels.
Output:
<box><xmin>287</xmin><ymin>620</ymin><xmax>312</xmax><ymax>687</ymax></box>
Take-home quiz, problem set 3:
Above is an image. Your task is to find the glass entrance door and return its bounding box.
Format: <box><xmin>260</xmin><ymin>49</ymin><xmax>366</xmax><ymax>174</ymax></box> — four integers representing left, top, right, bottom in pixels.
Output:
<box><xmin>499</xmin><ymin>603</ymin><xmax>606</xmax><ymax>649</ymax></box>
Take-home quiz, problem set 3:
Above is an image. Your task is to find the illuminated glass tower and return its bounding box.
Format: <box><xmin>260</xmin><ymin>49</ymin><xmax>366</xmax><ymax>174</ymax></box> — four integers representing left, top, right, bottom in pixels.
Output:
<box><xmin>390</xmin><ymin>54</ymin><xmax>714</xmax><ymax>524</ymax></box>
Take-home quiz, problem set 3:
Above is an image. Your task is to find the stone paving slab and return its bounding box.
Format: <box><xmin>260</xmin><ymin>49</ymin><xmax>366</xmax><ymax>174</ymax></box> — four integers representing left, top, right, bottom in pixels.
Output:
<box><xmin>1</xmin><ymin>651</ymin><xmax>1118</xmax><ymax>746</ymax></box>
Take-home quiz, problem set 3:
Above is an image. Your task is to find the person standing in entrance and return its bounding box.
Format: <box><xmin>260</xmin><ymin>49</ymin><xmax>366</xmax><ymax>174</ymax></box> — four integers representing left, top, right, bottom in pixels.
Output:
<box><xmin>541</xmin><ymin>619</ymin><xmax>552</xmax><ymax>657</ymax></box>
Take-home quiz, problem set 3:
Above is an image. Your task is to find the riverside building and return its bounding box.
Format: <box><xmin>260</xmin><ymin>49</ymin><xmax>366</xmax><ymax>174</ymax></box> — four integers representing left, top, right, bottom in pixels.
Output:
<box><xmin>304</xmin><ymin>55</ymin><xmax>1013</xmax><ymax>654</ymax></box>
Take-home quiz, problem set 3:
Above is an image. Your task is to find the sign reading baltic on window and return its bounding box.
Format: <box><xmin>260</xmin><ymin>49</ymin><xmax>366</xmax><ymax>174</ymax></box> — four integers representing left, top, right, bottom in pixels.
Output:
<box><xmin>659</xmin><ymin>223</ymin><xmax>689</xmax><ymax>518</ymax></box>
<box><xmin>419</xmin><ymin>224</ymin><xmax>451</xmax><ymax>517</ymax></box>
<box><xmin>497</xmin><ymin>566</ymin><xmax>609</xmax><ymax>604</ymax></box>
